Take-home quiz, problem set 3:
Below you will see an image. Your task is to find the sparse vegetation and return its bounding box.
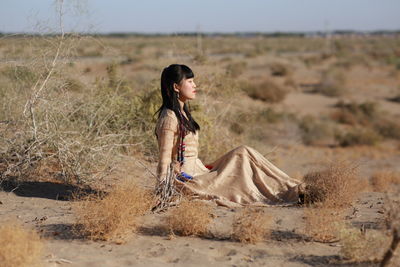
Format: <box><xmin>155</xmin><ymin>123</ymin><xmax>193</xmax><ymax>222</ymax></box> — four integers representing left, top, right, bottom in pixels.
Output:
<box><xmin>0</xmin><ymin>64</ymin><xmax>162</xmax><ymax>184</ymax></box>
<box><xmin>332</xmin><ymin>101</ymin><xmax>378</xmax><ymax>126</ymax></box>
<box><xmin>381</xmin><ymin>193</ymin><xmax>400</xmax><ymax>267</ymax></box>
<box><xmin>243</xmin><ymin>79</ymin><xmax>288</xmax><ymax>103</ymax></box>
<box><xmin>335</xmin><ymin>127</ymin><xmax>382</xmax><ymax>147</ymax></box>
<box><xmin>298</xmin><ymin>115</ymin><xmax>335</xmax><ymax>145</ymax></box>
<box><xmin>232</xmin><ymin>207</ymin><xmax>272</xmax><ymax>244</ymax></box>
<box><xmin>303</xmin><ymin>161</ymin><xmax>363</xmax><ymax>208</ymax></box>
<box><xmin>166</xmin><ymin>199</ymin><xmax>213</xmax><ymax>236</ymax></box>
<box><xmin>0</xmin><ymin>221</ymin><xmax>44</xmax><ymax>267</ymax></box>
<box><xmin>63</xmin><ymin>77</ymin><xmax>85</xmax><ymax>92</ymax></box>
<box><xmin>370</xmin><ymin>171</ymin><xmax>400</xmax><ymax>192</ymax></box>
<box><xmin>0</xmin><ymin>31</ymin><xmax>399</xmax><ymax>266</ymax></box>
<box><xmin>373</xmin><ymin>119</ymin><xmax>400</xmax><ymax>140</ymax></box>
<box><xmin>226</xmin><ymin>61</ymin><xmax>247</xmax><ymax>78</ymax></box>
<box><xmin>73</xmin><ymin>180</ymin><xmax>153</xmax><ymax>241</ymax></box>
<box><xmin>269</xmin><ymin>62</ymin><xmax>290</xmax><ymax>76</ymax></box>
<box><xmin>304</xmin><ymin>207</ymin><xmax>343</xmax><ymax>242</ymax></box>
<box><xmin>331</xmin><ymin>100</ymin><xmax>400</xmax><ymax>144</ymax></box>
<box><xmin>339</xmin><ymin>226</ymin><xmax>389</xmax><ymax>262</ymax></box>
<box><xmin>317</xmin><ymin>67</ymin><xmax>347</xmax><ymax>97</ymax></box>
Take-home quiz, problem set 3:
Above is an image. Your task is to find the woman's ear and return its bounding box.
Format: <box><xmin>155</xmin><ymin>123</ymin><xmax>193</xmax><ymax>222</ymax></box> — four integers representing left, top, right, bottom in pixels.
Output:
<box><xmin>173</xmin><ymin>82</ymin><xmax>180</xmax><ymax>93</ymax></box>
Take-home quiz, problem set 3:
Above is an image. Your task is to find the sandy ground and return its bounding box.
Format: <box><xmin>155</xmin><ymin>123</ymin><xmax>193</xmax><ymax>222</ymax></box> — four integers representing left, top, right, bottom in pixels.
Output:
<box><xmin>0</xmin><ymin>178</ymin><xmax>389</xmax><ymax>267</ymax></box>
<box><xmin>1</xmin><ymin>38</ymin><xmax>400</xmax><ymax>266</ymax></box>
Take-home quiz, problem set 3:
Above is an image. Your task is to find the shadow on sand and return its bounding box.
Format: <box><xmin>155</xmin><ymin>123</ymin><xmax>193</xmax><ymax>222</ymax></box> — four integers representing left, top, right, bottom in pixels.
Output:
<box><xmin>38</xmin><ymin>223</ymin><xmax>84</xmax><ymax>240</ymax></box>
<box><xmin>1</xmin><ymin>180</ymin><xmax>104</xmax><ymax>201</ymax></box>
<box><xmin>289</xmin><ymin>254</ymin><xmax>378</xmax><ymax>267</ymax></box>
<box><xmin>271</xmin><ymin>230</ymin><xmax>309</xmax><ymax>242</ymax></box>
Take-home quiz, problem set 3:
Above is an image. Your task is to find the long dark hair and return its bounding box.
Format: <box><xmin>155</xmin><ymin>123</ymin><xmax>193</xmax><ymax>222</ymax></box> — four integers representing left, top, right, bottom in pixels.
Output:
<box><xmin>155</xmin><ymin>64</ymin><xmax>200</xmax><ymax>135</ymax></box>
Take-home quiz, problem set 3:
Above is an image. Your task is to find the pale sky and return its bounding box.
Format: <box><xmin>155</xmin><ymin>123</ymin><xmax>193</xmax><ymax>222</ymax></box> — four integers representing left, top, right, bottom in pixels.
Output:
<box><xmin>1</xmin><ymin>0</ymin><xmax>399</xmax><ymax>33</ymax></box>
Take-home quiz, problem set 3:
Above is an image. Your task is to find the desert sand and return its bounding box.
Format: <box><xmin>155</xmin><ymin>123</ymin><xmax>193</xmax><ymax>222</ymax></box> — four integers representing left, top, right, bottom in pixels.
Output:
<box><xmin>1</xmin><ymin>35</ymin><xmax>400</xmax><ymax>266</ymax></box>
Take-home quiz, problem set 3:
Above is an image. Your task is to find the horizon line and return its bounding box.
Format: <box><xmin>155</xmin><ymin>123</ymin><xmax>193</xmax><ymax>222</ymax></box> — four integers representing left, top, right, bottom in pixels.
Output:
<box><xmin>1</xmin><ymin>29</ymin><xmax>400</xmax><ymax>36</ymax></box>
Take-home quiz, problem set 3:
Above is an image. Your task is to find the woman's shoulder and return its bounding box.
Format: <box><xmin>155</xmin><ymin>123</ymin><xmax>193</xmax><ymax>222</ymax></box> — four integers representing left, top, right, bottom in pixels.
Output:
<box><xmin>159</xmin><ymin>108</ymin><xmax>178</xmax><ymax>121</ymax></box>
<box><xmin>157</xmin><ymin>108</ymin><xmax>178</xmax><ymax>131</ymax></box>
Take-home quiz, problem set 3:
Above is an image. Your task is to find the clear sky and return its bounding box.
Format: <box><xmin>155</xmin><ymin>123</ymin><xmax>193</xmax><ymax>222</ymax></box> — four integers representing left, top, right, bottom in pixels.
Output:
<box><xmin>1</xmin><ymin>0</ymin><xmax>399</xmax><ymax>33</ymax></box>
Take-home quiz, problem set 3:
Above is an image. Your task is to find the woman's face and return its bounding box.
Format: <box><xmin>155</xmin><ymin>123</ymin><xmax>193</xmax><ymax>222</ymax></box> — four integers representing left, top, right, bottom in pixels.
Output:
<box><xmin>174</xmin><ymin>77</ymin><xmax>197</xmax><ymax>101</ymax></box>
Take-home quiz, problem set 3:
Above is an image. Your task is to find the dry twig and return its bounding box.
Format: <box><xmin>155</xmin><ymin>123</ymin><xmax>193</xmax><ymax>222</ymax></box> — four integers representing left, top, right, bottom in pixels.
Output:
<box><xmin>152</xmin><ymin>163</ymin><xmax>183</xmax><ymax>212</ymax></box>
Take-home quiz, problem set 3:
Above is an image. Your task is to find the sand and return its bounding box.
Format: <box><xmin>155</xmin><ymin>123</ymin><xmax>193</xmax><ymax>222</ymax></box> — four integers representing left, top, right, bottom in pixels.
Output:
<box><xmin>0</xmin><ymin>177</ymin><xmax>390</xmax><ymax>267</ymax></box>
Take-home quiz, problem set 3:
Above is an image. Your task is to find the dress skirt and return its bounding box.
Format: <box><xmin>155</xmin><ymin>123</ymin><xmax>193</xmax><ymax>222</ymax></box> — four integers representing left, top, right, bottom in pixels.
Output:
<box><xmin>178</xmin><ymin>145</ymin><xmax>302</xmax><ymax>207</ymax></box>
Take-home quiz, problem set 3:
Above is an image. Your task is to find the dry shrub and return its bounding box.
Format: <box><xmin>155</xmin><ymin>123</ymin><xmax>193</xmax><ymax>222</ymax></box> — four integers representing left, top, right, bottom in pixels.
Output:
<box><xmin>244</xmin><ymin>80</ymin><xmax>287</xmax><ymax>103</ymax></box>
<box><xmin>74</xmin><ymin>180</ymin><xmax>153</xmax><ymax>241</ymax></box>
<box><xmin>0</xmin><ymin>33</ymin><xmax>163</xmax><ymax>185</ymax></box>
<box><xmin>380</xmin><ymin>193</ymin><xmax>400</xmax><ymax>267</ymax></box>
<box><xmin>232</xmin><ymin>207</ymin><xmax>272</xmax><ymax>244</ymax></box>
<box><xmin>0</xmin><ymin>221</ymin><xmax>44</xmax><ymax>267</ymax></box>
<box><xmin>226</xmin><ymin>61</ymin><xmax>247</xmax><ymax>78</ymax></box>
<box><xmin>1</xmin><ymin>65</ymin><xmax>38</xmax><ymax>86</ymax></box>
<box><xmin>332</xmin><ymin>100</ymin><xmax>400</xmax><ymax>143</ymax></box>
<box><xmin>304</xmin><ymin>207</ymin><xmax>342</xmax><ymax>242</ymax></box>
<box><xmin>298</xmin><ymin>115</ymin><xmax>335</xmax><ymax>146</ymax></box>
<box><xmin>335</xmin><ymin>127</ymin><xmax>382</xmax><ymax>147</ymax></box>
<box><xmin>373</xmin><ymin>118</ymin><xmax>400</xmax><ymax>140</ymax></box>
<box><xmin>193</xmin><ymin>52</ymin><xmax>207</xmax><ymax>64</ymax></box>
<box><xmin>284</xmin><ymin>77</ymin><xmax>297</xmax><ymax>89</ymax></box>
<box><xmin>166</xmin><ymin>199</ymin><xmax>213</xmax><ymax>236</ymax></box>
<box><xmin>384</xmin><ymin>193</ymin><xmax>400</xmax><ymax>231</ymax></box>
<box><xmin>331</xmin><ymin>110</ymin><xmax>360</xmax><ymax>126</ymax></box>
<box><xmin>230</xmin><ymin>108</ymin><xmax>291</xmax><ymax>135</ymax></box>
<box><xmin>194</xmin><ymin>104</ymin><xmax>240</xmax><ymax>161</ymax></box>
<box><xmin>303</xmin><ymin>161</ymin><xmax>362</xmax><ymax>208</ymax></box>
<box><xmin>257</xmin><ymin>107</ymin><xmax>292</xmax><ymax>123</ymax></box>
<box><xmin>317</xmin><ymin>68</ymin><xmax>347</xmax><ymax>97</ymax></box>
<box><xmin>370</xmin><ymin>171</ymin><xmax>400</xmax><ymax>192</ymax></box>
<box><xmin>269</xmin><ymin>62</ymin><xmax>290</xmax><ymax>76</ymax></box>
<box><xmin>339</xmin><ymin>226</ymin><xmax>389</xmax><ymax>262</ymax></box>
<box><xmin>332</xmin><ymin>101</ymin><xmax>378</xmax><ymax>126</ymax></box>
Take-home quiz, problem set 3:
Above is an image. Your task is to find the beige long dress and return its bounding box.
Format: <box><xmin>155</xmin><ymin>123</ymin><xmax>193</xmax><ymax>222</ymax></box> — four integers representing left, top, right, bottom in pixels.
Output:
<box><xmin>156</xmin><ymin>108</ymin><xmax>303</xmax><ymax>207</ymax></box>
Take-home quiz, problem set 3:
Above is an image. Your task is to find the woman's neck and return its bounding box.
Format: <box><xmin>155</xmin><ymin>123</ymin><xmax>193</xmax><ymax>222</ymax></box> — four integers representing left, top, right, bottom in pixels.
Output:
<box><xmin>178</xmin><ymin>99</ymin><xmax>185</xmax><ymax>113</ymax></box>
<box><xmin>178</xmin><ymin>99</ymin><xmax>188</xmax><ymax>119</ymax></box>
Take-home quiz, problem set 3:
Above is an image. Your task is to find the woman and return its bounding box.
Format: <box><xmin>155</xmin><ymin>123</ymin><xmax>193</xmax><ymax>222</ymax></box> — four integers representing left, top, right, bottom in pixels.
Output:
<box><xmin>155</xmin><ymin>64</ymin><xmax>304</xmax><ymax>207</ymax></box>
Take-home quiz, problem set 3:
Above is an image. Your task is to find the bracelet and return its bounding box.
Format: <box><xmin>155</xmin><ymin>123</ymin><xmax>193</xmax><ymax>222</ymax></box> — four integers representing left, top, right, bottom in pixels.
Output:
<box><xmin>176</xmin><ymin>171</ymin><xmax>193</xmax><ymax>182</ymax></box>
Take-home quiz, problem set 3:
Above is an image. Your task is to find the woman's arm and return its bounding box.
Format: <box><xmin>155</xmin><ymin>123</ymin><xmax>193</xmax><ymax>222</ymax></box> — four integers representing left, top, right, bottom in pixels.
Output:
<box><xmin>156</xmin><ymin>111</ymin><xmax>178</xmax><ymax>181</ymax></box>
<box><xmin>157</xmin><ymin>128</ymin><xmax>176</xmax><ymax>181</ymax></box>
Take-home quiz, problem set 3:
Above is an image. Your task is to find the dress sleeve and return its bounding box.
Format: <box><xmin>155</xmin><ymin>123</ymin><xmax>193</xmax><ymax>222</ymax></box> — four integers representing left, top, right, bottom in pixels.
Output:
<box><xmin>156</xmin><ymin>112</ymin><xmax>178</xmax><ymax>181</ymax></box>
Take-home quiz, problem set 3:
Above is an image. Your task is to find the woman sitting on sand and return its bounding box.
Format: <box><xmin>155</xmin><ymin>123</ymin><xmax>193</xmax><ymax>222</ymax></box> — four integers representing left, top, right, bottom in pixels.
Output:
<box><xmin>155</xmin><ymin>64</ymin><xmax>304</xmax><ymax>207</ymax></box>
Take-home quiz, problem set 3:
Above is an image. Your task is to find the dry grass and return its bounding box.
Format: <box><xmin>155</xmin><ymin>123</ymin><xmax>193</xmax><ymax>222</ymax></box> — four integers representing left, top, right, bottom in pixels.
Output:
<box><xmin>231</xmin><ymin>207</ymin><xmax>272</xmax><ymax>244</ymax></box>
<box><xmin>335</xmin><ymin>127</ymin><xmax>382</xmax><ymax>147</ymax></box>
<box><xmin>73</xmin><ymin>180</ymin><xmax>153</xmax><ymax>241</ymax></box>
<box><xmin>383</xmin><ymin>193</ymin><xmax>400</xmax><ymax>231</ymax></box>
<box><xmin>339</xmin><ymin>226</ymin><xmax>390</xmax><ymax>263</ymax></box>
<box><xmin>342</xmin><ymin>191</ymin><xmax>400</xmax><ymax>266</ymax></box>
<box><xmin>381</xmin><ymin>193</ymin><xmax>400</xmax><ymax>266</ymax></box>
<box><xmin>332</xmin><ymin>101</ymin><xmax>378</xmax><ymax>126</ymax></box>
<box><xmin>226</xmin><ymin>61</ymin><xmax>247</xmax><ymax>78</ymax></box>
<box><xmin>373</xmin><ymin>118</ymin><xmax>400</xmax><ymax>140</ymax></box>
<box><xmin>298</xmin><ymin>115</ymin><xmax>336</xmax><ymax>146</ymax></box>
<box><xmin>269</xmin><ymin>62</ymin><xmax>291</xmax><ymax>76</ymax></box>
<box><xmin>166</xmin><ymin>199</ymin><xmax>213</xmax><ymax>236</ymax></box>
<box><xmin>0</xmin><ymin>221</ymin><xmax>44</xmax><ymax>267</ymax></box>
<box><xmin>370</xmin><ymin>171</ymin><xmax>400</xmax><ymax>192</ymax></box>
<box><xmin>304</xmin><ymin>207</ymin><xmax>343</xmax><ymax>242</ymax></box>
<box><xmin>303</xmin><ymin>161</ymin><xmax>363</xmax><ymax>208</ymax></box>
<box><xmin>243</xmin><ymin>79</ymin><xmax>288</xmax><ymax>103</ymax></box>
<box><xmin>317</xmin><ymin>67</ymin><xmax>347</xmax><ymax>97</ymax></box>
